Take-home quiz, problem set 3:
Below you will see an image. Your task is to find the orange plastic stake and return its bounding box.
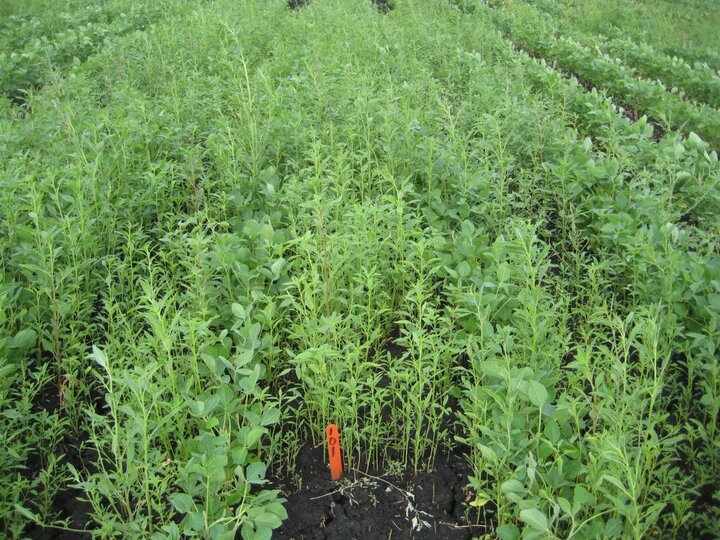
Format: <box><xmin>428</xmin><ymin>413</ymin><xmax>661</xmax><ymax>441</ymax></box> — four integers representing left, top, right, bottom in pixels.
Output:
<box><xmin>326</xmin><ymin>424</ymin><xmax>342</xmax><ymax>481</ymax></box>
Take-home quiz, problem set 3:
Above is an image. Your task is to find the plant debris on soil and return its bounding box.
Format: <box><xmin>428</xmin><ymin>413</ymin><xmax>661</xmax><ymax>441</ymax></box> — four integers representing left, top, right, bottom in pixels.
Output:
<box><xmin>272</xmin><ymin>445</ymin><xmax>482</xmax><ymax>540</ymax></box>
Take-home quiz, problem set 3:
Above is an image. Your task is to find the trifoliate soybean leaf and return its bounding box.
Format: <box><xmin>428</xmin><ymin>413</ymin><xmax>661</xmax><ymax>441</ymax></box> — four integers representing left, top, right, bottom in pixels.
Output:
<box><xmin>245</xmin><ymin>427</ymin><xmax>266</xmax><ymax>448</ymax></box>
<box><xmin>557</xmin><ymin>497</ymin><xmax>572</xmax><ymax>516</ymax></box>
<box><xmin>506</xmin><ymin>492</ymin><xmax>523</xmax><ymax>504</ymax></box>
<box><xmin>231</xmin><ymin>303</ymin><xmax>245</xmax><ymax>320</ymax></box>
<box><xmin>253</xmin><ymin>512</ymin><xmax>282</xmax><ymax>529</ymax></box>
<box><xmin>247</xmin><ymin>461</ymin><xmax>267</xmax><ymax>484</ymax></box>
<box><xmin>457</xmin><ymin>261</ymin><xmax>472</xmax><ymax>278</ymax></box>
<box><xmin>212</xmin><ymin>528</ymin><xmax>236</xmax><ymax>540</ymax></box>
<box><xmin>687</xmin><ymin>132</ymin><xmax>709</xmax><ymax>150</ymax></box>
<box><xmin>260</xmin><ymin>407</ymin><xmax>281</xmax><ymax>426</ymax></box>
<box><xmin>235</xmin><ymin>348</ymin><xmax>254</xmax><ymax>369</ymax></box>
<box><xmin>169</xmin><ymin>493</ymin><xmax>195</xmax><ymax>514</ymax></box>
<box><xmin>543</xmin><ymin>419</ymin><xmax>561</xmax><ymax>443</ymax></box>
<box><xmin>160</xmin><ymin>523</ymin><xmax>180</xmax><ymax>538</ymax></box>
<box><xmin>207</xmin><ymin>455</ymin><xmax>228</xmax><ymax>484</ymax></box>
<box><xmin>249</xmin><ymin>525</ymin><xmax>273</xmax><ymax>540</ymax></box>
<box><xmin>527</xmin><ymin>380</ymin><xmax>548</xmax><ymax>408</ymax></box>
<box><xmin>497</xmin><ymin>523</ymin><xmax>520</xmax><ymax>540</ymax></box>
<box><xmin>496</xmin><ymin>263</ymin><xmax>512</xmax><ymax>283</ymax></box>
<box><xmin>500</xmin><ymin>479</ymin><xmax>524</xmax><ymax>494</ymax></box>
<box><xmin>461</xmin><ymin>220</ymin><xmax>476</xmax><ymax>236</ymax></box>
<box><xmin>519</xmin><ymin>508</ymin><xmax>549</xmax><ymax>531</ymax></box>
<box><xmin>187</xmin><ymin>511</ymin><xmax>205</xmax><ymax>532</ymax></box>
<box><xmin>541</xmin><ymin>402</ymin><xmax>555</xmax><ymax>417</ymax></box>
<box><xmin>480</xmin><ymin>360</ymin><xmax>505</xmax><ymax>378</ymax></box>
<box><xmin>10</xmin><ymin>329</ymin><xmax>36</xmax><ymax>351</ymax></box>
<box><xmin>605</xmin><ymin>518</ymin><xmax>623</xmax><ymax>536</ymax></box>
<box><xmin>262</xmin><ymin>501</ymin><xmax>288</xmax><ymax>520</ymax></box>
<box><xmin>240</xmin><ymin>523</ymin><xmax>254</xmax><ymax>540</ymax></box>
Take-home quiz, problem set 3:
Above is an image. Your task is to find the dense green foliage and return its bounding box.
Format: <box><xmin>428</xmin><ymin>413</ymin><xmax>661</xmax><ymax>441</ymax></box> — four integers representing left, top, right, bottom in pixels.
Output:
<box><xmin>1</xmin><ymin>0</ymin><xmax>718</xmax><ymax>538</ymax></box>
<box><xmin>527</xmin><ymin>0</ymin><xmax>720</xmax><ymax>67</ymax></box>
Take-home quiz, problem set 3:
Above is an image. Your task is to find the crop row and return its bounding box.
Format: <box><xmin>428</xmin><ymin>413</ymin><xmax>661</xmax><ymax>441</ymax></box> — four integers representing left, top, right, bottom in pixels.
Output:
<box><xmin>596</xmin><ymin>21</ymin><xmax>720</xmax><ymax>74</ymax></box>
<box><xmin>0</xmin><ymin>1</ymin><xmax>177</xmax><ymax>100</ymax></box>
<box><xmin>454</xmin><ymin>0</ymin><xmax>720</xmax><ymax>207</ymax></box>
<box><xmin>484</xmin><ymin>2</ymin><xmax>720</xmax><ymax>146</ymax></box>
<box><xmin>0</xmin><ymin>1</ymin><xmax>131</xmax><ymax>53</ymax></box>
<box><xmin>493</xmin><ymin>34</ymin><xmax>719</xmax><ymax>225</ymax></box>
<box><xmin>661</xmin><ymin>43</ymin><xmax>720</xmax><ymax>74</ymax></box>
<box><xmin>597</xmin><ymin>37</ymin><xmax>720</xmax><ymax>109</ymax></box>
<box><xmin>544</xmin><ymin>0</ymin><xmax>720</xmax><ymax>72</ymax></box>
<box><xmin>450</xmin><ymin>5</ymin><xmax>720</xmax><ymax>535</ymax></box>
<box><xmin>514</xmin><ymin>0</ymin><xmax>720</xmax><ymax>110</ymax></box>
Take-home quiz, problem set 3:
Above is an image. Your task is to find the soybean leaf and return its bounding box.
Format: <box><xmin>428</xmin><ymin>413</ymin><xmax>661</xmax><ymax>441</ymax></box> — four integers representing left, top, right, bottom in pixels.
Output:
<box><xmin>519</xmin><ymin>508</ymin><xmax>550</xmax><ymax>531</ymax></box>
<box><xmin>527</xmin><ymin>380</ymin><xmax>548</xmax><ymax>407</ymax></box>
<box><xmin>246</xmin><ymin>462</ymin><xmax>267</xmax><ymax>485</ymax></box>
<box><xmin>169</xmin><ymin>493</ymin><xmax>195</xmax><ymax>514</ymax></box>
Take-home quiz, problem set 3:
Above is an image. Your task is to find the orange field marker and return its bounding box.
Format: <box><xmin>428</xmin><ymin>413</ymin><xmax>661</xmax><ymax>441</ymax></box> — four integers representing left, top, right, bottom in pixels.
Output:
<box><xmin>326</xmin><ymin>424</ymin><xmax>342</xmax><ymax>481</ymax></box>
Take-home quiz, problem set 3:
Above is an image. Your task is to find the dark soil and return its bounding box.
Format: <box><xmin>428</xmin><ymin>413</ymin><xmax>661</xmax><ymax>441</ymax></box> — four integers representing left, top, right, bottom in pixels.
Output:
<box><xmin>371</xmin><ymin>0</ymin><xmax>394</xmax><ymax>13</ymax></box>
<box><xmin>26</xmin><ymin>501</ymin><xmax>93</xmax><ymax>540</ymax></box>
<box><xmin>288</xmin><ymin>0</ymin><xmax>309</xmax><ymax>9</ymax></box>
<box><xmin>271</xmin><ymin>445</ymin><xmax>483</xmax><ymax>540</ymax></box>
<box><xmin>23</xmin><ymin>376</ymin><xmax>94</xmax><ymax>539</ymax></box>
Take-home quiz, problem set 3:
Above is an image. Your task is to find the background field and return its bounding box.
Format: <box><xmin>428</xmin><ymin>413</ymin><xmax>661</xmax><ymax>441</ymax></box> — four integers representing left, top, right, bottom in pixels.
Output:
<box><xmin>1</xmin><ymin>0</ymin><xmax>719</xmax><ymax>538</ymax></box>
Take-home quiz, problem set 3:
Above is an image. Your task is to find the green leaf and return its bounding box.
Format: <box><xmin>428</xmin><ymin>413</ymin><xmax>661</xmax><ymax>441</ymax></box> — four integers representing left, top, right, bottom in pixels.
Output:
<box><xmin>270</xmin><ymin>258</ymin><xmax>286</xmax><ymax>279</ymax></box>
<box><xmin>470</xmin><ymin>495</ymin><xmax>490</xmax><ymax>507</ymax></box>
<box><xmin>497</xmin><ymin>523</ymin><xmax>520</xmax><ymax>540</ymax></box>
<box><xmin>210</xmin><ymin>526</ymin><xmax>236</xmax><ymax>540</ymax></box>
<box><xmin>207</xmin><ymin>454</ymin><xmax>228</xmax><ymax>485</ymax></box>
<box><xmin>169</xmin><ymin>493</ymin><xmax>195</xmax><ymax>514</ymax></box>
<box><xmin>243</xmin><ymin>524</ymin><xmax>273</xmax><ymax>540</ymax></box>
<box><xmin>572</xmin><ymin>485</ymin><xmax>595</xmax><ymax>515</ymax></box>
<box><xmin>457</xmin><ymin>261</ymin><xmax>472</xmax><ymax>278</ymax></box>
<box><xmin>605</xmin><ymin>517</ymin><xmax>623</xmax><ymax>536</ymax></box>
<box><xmin>241</xmin><ymin>522</ymin><xmax>255</xmax><ymax>540</ymax></box>
<box><xmin>479</xmin><ymin>360</ymin><xmax>505</xmax><ymax>378</ymax></box>
<box><xmin>260</xmin><ymin>407</ymin><xmax>281</xmax><ymax>426</ymax></box>
<box><xmin>519</xmin><ymin>508</ymin><xmax>549</xmax><ymax>531</ymax></box>
<box><xmin>500</xmin><ymin>479</ymin><xmax>524</xmax><ymax>494</ymax></box>
<box><xmin>247</xmin><ymin>462</ymin><xmax>267</xmax><ymax>485</ymax></box>
<box><xmin>253</xmin><ymin>511</ymin><xmax>283</xmax><ymax>529</ymax></box>
<box><xmin>557</xmin><ymin>497</ymin><xmax>572</xmax><ymax>516</ymax></box>
<box><xmin>9</xmin><ymin>329</ymin><xmax>36</xmax><ymax>351</ymax></box>
<box><xmin>14</xmin><ymin>504</ymin><xmax>38</xmax><ymax>523</ymax></box>
<box><xmin>186</xmin><ymin>511</ymin><xmax>205</xmax><ymax>532</ymax></box>
<box><xmin>543</xmin><ymin>419</ymin><xmax>561</xmax><ymax>443</ymax></box>
<box><xmin>527</xmin><ymin>380</ymin><xmax>548</xmax><ymax>408</ymax></box>
<box><xmin>231</xmin><ymin>303</ymin><xmax>246</xmax><ymax>320</ymax></box>
<box><xmin>90</xmin><ymin>346</ymin><xmax>108</xmax><ymax>370</ymax></box>
<box><xmin>601</xmin><ymin>474</ymin><xmax>628</xmax><ymax>494</ymax></box>
<box><xmin>265</xmin><ymin>501</ymin><xmax>288</xmax><ymax>520</ymax></box>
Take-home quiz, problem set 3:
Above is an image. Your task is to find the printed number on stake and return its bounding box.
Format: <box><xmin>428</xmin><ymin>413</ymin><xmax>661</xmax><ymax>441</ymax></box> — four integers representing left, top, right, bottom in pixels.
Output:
<box><xmin>326</xmin><ymin>424</ymin><xmax>342</xmax><ymax>481</ymax></box>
